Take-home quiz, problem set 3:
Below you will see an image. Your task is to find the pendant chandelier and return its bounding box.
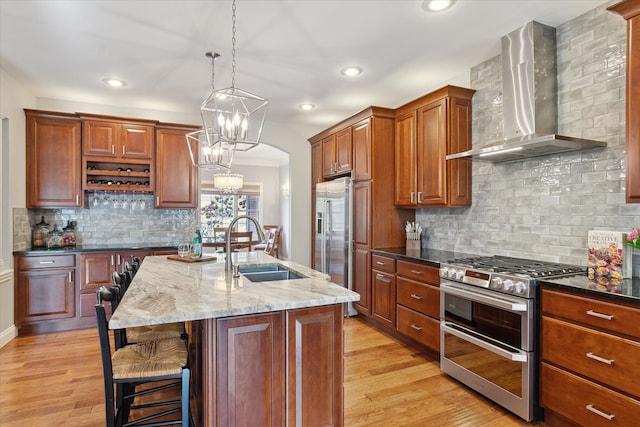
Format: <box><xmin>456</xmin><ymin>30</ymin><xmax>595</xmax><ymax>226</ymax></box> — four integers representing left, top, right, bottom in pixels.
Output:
<box><xmin>200</xmin><ymin>0</ymin><xmax>268</xmax><ymax>152</ymax></box>
<box><xmin>187</xmin><ymin>52</ymin><xmax>235</xmax><ymax>170</ymax></box>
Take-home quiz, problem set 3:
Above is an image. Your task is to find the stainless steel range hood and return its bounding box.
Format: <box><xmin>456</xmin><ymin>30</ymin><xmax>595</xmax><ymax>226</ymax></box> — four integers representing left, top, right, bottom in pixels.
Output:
<box><xmin>447</xmin><ymin>21</ymin><xmax>606</xmax><ymax>163</ymax></box>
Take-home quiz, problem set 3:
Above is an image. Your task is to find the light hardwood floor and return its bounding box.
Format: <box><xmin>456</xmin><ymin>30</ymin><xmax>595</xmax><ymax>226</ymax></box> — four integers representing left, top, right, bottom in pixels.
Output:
<box><xmin>0</xmin><ymin>317</ymin><xmax>535</xmax><ymax>426</ymax></box>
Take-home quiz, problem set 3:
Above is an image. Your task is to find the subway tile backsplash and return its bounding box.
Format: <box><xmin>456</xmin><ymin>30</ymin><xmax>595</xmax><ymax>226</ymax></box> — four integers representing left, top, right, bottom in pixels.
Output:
<box><xmin>13</xmin><ymin>193</ymin><xmax>196</xmax><ymax>251</ymax></box>
<box><xmin>417</xmin><ymin>1</ymin><xmax>640</xmax><ymax>271</ymax></box>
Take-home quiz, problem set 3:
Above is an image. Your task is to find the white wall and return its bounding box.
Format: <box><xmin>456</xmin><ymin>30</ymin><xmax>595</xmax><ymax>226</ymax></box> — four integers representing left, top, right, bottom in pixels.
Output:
<box><xmin>0</xmin><ymin>68</ymin><xmax>36</xmax><ymax>347</ymax></box>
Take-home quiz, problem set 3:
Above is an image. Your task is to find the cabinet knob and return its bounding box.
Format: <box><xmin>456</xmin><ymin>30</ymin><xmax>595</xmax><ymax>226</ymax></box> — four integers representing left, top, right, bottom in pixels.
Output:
<box><xmin>410</xmin><ymin>293</ymin><xmax>423</xmax><ymax>300</ymax></box>
<box><xmin>410</xmin><ymin>324</ymin><xmax>423</xmax><ymax>332</ymax></box>
<box><xmin>417</xmin><ymin>192</ymin><xmax>422</xmax><ymax>203</ymax></box>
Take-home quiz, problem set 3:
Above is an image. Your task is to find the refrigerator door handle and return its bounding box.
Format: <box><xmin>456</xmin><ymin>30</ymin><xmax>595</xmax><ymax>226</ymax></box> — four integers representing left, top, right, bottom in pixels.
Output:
<box><xmin>324</xmin><ymin>199</ymin><xmax>332</xmax><ymax>274</ymax></box>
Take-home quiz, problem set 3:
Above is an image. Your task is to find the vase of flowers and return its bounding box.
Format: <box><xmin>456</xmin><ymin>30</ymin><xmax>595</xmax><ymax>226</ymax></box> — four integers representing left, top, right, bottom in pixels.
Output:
<box><xmin>627</xmin><ymin>228</ymin><xmax>640</xmax><ymax>251</ymax></box>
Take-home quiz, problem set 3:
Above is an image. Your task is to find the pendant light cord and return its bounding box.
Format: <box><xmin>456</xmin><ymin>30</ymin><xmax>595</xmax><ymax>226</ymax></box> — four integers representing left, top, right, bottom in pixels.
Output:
<box><xmin>231</xmin><ymin>0</ymin><xmax>237</xmax><ymax>88</ymax></box>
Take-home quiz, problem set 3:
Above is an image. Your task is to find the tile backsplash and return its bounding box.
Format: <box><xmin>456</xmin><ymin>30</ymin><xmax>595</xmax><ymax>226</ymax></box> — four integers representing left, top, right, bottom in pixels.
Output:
<box><xmin>417</xmin><ymin>1</ymin><xmax>640</xmax><ymax>272</ymax></box>
<box><xmin>13</xmin><ymin>193</ymin><xmax>196</xmax><ymax>251</ymax></box>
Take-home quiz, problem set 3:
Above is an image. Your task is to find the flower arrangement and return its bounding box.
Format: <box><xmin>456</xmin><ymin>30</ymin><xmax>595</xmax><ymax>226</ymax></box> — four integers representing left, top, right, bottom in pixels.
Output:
<box><xmin>627</xmin><ymin>228</ymin><xmax>640</xmax><ymax>250</ymax></box>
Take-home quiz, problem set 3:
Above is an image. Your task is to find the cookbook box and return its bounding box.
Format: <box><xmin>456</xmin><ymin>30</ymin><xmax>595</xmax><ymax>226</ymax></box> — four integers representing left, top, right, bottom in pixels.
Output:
<box><xmin>587</xmin><ymin>230</ymin><xmax>632</xmax><ymax>280</ymax></box>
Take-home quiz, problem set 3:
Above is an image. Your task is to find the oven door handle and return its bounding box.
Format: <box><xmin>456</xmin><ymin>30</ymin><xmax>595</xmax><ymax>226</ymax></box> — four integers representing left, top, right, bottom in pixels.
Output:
<box><xmin>441</xmin><ymin>282</ymin><xmax>527</xmax><ymax>312</ymax></box>
<box><xmin>441</xmin><ymin>321</ymin><xmax>528</xmax><ymax>362</ymax></box>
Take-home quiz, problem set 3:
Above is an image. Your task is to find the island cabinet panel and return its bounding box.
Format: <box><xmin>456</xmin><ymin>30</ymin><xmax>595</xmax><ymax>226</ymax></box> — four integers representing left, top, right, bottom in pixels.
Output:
<box><xmin>394</xmin><ymin>85</ymin><xmax>475</xmax><ymax>208</ymax></box>
<box><xmin>215</xmin><ymin>312</ymin><xmax>285</xmax><ymax>427</ymax></box>
<box><xmin>154</xmin><ymin>124</ymin><xmax>200</xmax><ymax>208</ymax></box>
<box><xmin>540</xmin><ymin>286</ymin><xmax>640</xmax><ymax>426</ymax></box>
<box><xmin>286</xmin><ymin>304</ymin><xmax>344</xmax><ymax>427</ymax></box>
<box><xmin>25</xmin><ymin>110</ymin><xmax>82</xmax><ymax>208</ymax></box>
<box><xmin>14</xmin><ymin>254</ymin><xmax>77</xmax><ymax>335</ymax></box>
<box><xmin>193</xmin><ymin>304</ymin><xmax>345</xmax><ymax>427</ymax></box>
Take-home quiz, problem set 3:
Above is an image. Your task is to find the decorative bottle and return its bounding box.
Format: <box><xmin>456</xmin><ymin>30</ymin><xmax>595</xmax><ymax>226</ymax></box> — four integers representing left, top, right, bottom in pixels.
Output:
<box><xmin>192</xmin><ymin>227</ymin><xmax>203</xmax><ymax>258</ymax></box>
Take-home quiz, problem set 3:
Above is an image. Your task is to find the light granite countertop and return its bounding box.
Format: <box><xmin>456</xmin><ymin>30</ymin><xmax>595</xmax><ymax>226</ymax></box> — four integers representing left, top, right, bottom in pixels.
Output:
<box><xmin>109</xmin><ymin>253</ymin><xmax>360</xmax><ymax>329</ymax></box>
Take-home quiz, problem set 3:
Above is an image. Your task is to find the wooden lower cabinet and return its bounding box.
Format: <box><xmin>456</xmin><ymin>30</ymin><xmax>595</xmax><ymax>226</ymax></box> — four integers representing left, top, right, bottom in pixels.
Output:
<box><xmin>372</xmin><ymin>268</ymin><xmax>396</xmax><ymax>328</ymax></box>
<box><xmin>540</xmin><ymin>287</ymin><xmax>640</xmax><ymax>425</ymax></box>
<box><xmin>192</xmin><ymin>304</ymin><xmax>344</xmax><ymax>427</ymax></box>
<box><xmin>78</xmin><ymin>250</ymin><xmax>149</xmax><ymax>320</ymax></box>
<box><xmin>352</xmin><ymin>245</ymin><xmax>371</xmax><ymax>315</ymax></box>
<box><xmin>15</xmin><ymin>254</ymin><xmax>77</xmax><ymax>335</ymax></box>
<box><xmin>395</xmin><ymin>260</ymin><xmax>440</xmax><ymax>353</ymax></box>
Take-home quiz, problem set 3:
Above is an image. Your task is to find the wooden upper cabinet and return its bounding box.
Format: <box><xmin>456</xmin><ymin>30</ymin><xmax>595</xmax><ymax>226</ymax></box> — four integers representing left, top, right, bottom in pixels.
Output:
<box><xmin>395</xmin><ymin>85</ymin><xmax>475</xmax><ymax>208</ymax></box>
<box><xmin>311</xmin><ymin>141</ymin><xmax>323</xmax><ymax>186</ymax></box>
<box><xmin>154</xmin><ymin>124</ymin><xmax>199</xmax><ymax>208</ymax></box>
<box><xmin>25</xmin><ymin>110</ymin><xmax>82</xmax><ymax>208</ymax></box>
<box><xmin>82</xmin><ymin>116</ymin><xmax>154</xmax><ymax>160</ymax></box>
<box><xmin>395</xmin><ymin>111</ymin><xmax>417</xmax><ymax>206</ymax></box>
<box><xmin>321</xmin><ymin>134</ymin><xmax>336</xmax><ymax>177</ymax></box>
<box><xmin>335</xmin><ymin>127</ymin><xmax>353</xmax><ymax>174</ymax></box>
<box><xmin>322</xmin><ymin>128</ymin><xmax>352</xmax><ymax>178</ymax></box>
<box><xmin>352</xmin><ymin>118</ymin><xmax>371</xmax><ymax>181</ymax></box>
<box><xmin>609</xmin><ymin>0</ymin><xmax>640</xmax><ymax>203</ymax></box>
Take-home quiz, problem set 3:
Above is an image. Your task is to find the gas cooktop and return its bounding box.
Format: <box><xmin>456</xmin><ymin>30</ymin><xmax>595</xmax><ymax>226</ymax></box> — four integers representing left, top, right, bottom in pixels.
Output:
<box><xmin>446</xmin><ymin>255</ymin><xmax>586</xmax><ymax>278</ymax></box>
<box><xmin>440</xmin><ymin>255</ymin><xmax>586</xmax><ymax>298</ymax></box>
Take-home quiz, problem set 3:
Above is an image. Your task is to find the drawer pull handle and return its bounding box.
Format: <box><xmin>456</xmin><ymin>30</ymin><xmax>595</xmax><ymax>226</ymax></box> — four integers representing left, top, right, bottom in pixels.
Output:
<box><xmin>586</xmin><ymin>352</ymin><xmax>614</xmax><ymax>365</ymax></box>
<box><xmin>410</xmin><ymin>293</ymin><xmax>423</xmax><ymax>300</ymax></box>
<box><xmin>376</xmin><ymin>273</ymin><xmax>391</xmax><ymax>283</ymax></box>
<box><xmin>410</xmin><ymin>269</ymin><xmax>423</xmax><ymax>275</ymax></box>
<box><xmin>586</xmin><ymin>404</ymin><xmax>615</xmax><ymax>421</ymax></box>
<box><xmin>410</xmin><ymin>324</ymin><xmax>423</xmax><ymax>331</ymax></box>
<box><xmin>39</xmin><ymin>260</ymin><xmax>55</xmax><ymax>264</ymax></box>
<box><xmin>586</xmin><ymin>310</ymin><xmax>614</xmax><ymax>320</ymax></box>
<box><xmin>376</xmin><ymin>261</ymin><xmax>386</xmax><ymax>266</ymax></box>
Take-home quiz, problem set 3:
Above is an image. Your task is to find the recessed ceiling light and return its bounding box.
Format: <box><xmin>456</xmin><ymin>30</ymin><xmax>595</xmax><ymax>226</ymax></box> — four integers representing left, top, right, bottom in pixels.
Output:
<box><xmin>340</xmin><ymin>66</ymin><xmax>363</xmax><ymax>77</ymax></box>
<box><xmin>299</xmin><ymin>103</ymin><xmax>316</xmax><ymax>111</ymax></box>
<box><xmin>103</xmin><ymin>78</ymin><xmax>126</xmax><ymax>87</ymax></box>
<box><xmin>422</xmin><ymin>0</ymin><xmax>455</xmax><ymax>12</ymax></box>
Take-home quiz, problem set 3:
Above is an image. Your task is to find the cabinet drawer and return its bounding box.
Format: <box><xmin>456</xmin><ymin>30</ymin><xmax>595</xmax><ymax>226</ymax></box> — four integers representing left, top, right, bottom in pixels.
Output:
<box><xmin>397</xmin><ymin>277</ymin><xmax>439</xmax><ymax>318</ymax></box>
<box><xmin>371</xmin><ymin>254</ymin><xmax>395</xmax><ymax>274</ymax></box>
<box><xmin>541</xmin><ymin>362</ymin><xmax>640</xmax><ymax>426</ymax></box>
<box><xmin>542</xmin><ymin>316</ymin><xmax>640</xmax><ymax>397</ymax></box>
<box><xmin>397</xmin><ymin>305</ymin><xmax>439</xmax><ymax>352</ymax></box>
<box><xmin>542</xmin><ymin>288</ymin><xmax>640</xmax><ymax>339</ymax></box>
<box><xmin>18</xmin><ymin>254</ymin><xmax>76</xmax><ymax>270</ymax></box>
<box><xmin>396</xmin><ymin>260</ymin><xmax>439</xmax><ymax>284</ymax></box>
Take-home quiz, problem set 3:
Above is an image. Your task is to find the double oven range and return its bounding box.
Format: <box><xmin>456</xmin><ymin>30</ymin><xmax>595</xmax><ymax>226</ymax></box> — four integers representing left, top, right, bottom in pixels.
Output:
<box><xmin>438</xmin><ymin>255</ymin><xmax>584</xmax><ymax>421</ymax></box>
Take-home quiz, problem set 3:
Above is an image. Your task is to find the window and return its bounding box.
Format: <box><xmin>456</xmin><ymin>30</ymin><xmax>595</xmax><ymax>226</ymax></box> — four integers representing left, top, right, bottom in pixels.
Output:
<box><xmin>199</xmin><ymin>184</ymin><xmax>261</xmax><ymax>242</ymax></box>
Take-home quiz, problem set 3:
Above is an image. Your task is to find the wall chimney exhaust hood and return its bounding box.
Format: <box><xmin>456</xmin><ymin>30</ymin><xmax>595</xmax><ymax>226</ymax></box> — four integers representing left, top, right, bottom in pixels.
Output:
<box><xmin>446</xmin><ymin>21</ymin><xmax>606</xmax><ymax>163</ymax></box>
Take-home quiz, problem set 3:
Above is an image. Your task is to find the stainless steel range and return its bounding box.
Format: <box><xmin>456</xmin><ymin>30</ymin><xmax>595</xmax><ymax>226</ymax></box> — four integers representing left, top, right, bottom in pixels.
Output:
<box><xmin>439</xmin><ymin>255</ymin><xmax>584</xmax><ymax>421</ymax></box>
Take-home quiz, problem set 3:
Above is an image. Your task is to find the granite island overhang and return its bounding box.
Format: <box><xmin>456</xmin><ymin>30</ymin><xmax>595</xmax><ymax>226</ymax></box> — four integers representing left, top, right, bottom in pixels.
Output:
<box><xmin>109</xmin><ymin>252</ymin><xmax>360</xmax><ymax>427</ymax></box>
<box><xmin>109</xmin><ymin>252</ymin><xmax>360</xmax><ymax>329</ymax></box>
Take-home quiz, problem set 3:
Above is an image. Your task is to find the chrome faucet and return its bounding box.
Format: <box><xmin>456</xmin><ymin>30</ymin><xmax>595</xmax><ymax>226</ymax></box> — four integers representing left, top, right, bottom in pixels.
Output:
<box><xmin>225</xmin><ymin>215</ymin><xmax>266</xmax><ymax>275</ymax></box>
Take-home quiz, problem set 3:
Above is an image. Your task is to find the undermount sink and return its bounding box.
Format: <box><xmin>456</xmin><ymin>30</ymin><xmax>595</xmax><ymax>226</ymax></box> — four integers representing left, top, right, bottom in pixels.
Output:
<box><xmin>238</xmin><ymin>264</ymin><xmax>307</xmax><ymax>282</ymax></box>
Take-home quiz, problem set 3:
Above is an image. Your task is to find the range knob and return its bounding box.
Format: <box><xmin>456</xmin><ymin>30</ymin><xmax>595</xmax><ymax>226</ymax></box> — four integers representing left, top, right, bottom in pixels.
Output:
<box><xmin>503</xmin><ymin>279</ymin><xmax>514</xmax><ymax>292</ymax></box>
<box><xmin>448</xmin><ymin>268</ymin><xmax>459</xmax><ymax>279</ymax></box>
<box><xmin>514</xmin><ymin>281</ymin><xmax>527</xmax><ymax>295</ymax></box>
<box><xmin>490</xmin><ymin>277</ymin><xmax>503</xmax><ymax>290</ymax></box>
<box><xmin>439</xmin><ymin>267</ymin><xmax>448</xmax><ymax>278</ymax></box>
<box><xmin>454</xmin><ymin>269</ymin><xmax>465</xmax><ymax>280</ymax></box>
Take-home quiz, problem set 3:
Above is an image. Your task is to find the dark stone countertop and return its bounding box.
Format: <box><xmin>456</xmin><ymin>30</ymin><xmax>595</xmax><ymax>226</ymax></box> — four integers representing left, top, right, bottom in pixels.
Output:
<box><xmin>539</xmin><ymin>274</ymin><xmax>640</xmax><ymax>304</ymax></box>
<box><xmin>13</xmin><ymin>244</ymin><xmax>176</xmax><ymax>256</ymax></box>
<box><xmin>371</xmin><ymin>247</ymin><xmax>477</xmax><ymax>268</ymax></box>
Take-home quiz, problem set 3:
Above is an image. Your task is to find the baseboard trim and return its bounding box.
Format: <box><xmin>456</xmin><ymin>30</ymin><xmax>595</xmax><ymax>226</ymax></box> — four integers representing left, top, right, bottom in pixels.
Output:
<box><xmin>0</xmin><ymin>324</ymin><xmax>18</xmax><ymax>348</ymax></box>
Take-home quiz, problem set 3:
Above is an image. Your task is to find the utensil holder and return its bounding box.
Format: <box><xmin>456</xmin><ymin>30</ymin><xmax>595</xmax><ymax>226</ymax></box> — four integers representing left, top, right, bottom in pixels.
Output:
<box><xmin>406</xmin><ymin>240</ymin><xmax>420</xmax><ymax>251</ymax></box>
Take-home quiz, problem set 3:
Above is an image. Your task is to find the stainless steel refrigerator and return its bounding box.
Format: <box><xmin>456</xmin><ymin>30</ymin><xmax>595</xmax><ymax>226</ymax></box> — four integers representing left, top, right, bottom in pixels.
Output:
<box><xmin>315</xmin><ymin>177</ymin><xmax>357</xmax><ymax>316</ymax></box>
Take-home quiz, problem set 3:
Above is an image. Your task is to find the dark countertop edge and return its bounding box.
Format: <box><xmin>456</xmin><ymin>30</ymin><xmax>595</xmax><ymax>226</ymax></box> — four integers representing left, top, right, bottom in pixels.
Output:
<box><xmin>374</xmin><ymin>247</ymin><xmax>640</xmax><ymax>304</ymax></box>
<box><xmin>538</xmin><ymin>277</ymin><xmax>640</xmax><ymax>304</ymax></box>
<box><xmin>371</xmin><ymin>247</ymin><xmax>478</xmax><ymax>268</ymax></box>
<box><xmin>13</xmin><ymin>245</ymin><xmax>177</xmax><ymax>255</ymax></box>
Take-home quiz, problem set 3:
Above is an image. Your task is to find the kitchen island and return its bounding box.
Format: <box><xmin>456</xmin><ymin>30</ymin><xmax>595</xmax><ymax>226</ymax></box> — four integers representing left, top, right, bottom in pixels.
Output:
<box><xmin>109</xmin><ymin>253</ymin><xmax>360</xmax><ymax>427</ymax></box>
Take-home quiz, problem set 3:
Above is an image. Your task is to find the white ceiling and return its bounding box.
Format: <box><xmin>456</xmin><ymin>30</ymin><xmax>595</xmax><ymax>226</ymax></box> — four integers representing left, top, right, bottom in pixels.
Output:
<box><xmin>0</xmin><ymin>0</ymin><xmax>606</xmax><ymax>164</ymax></box>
